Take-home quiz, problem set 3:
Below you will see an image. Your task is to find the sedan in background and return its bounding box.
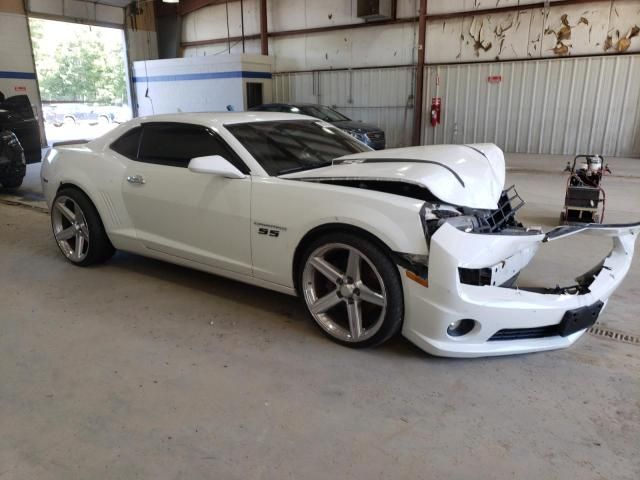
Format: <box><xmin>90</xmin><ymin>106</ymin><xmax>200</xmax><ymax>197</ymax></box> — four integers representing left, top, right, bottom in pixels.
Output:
<box><xmin>249</xmin><ymin>103</ymin><xmax>386</xmax><ymax>150</ymax></box>
<box><xmin>44</xmin><ymin>103</ymin><xmax>126</xmax><ymax>127</ymax></box>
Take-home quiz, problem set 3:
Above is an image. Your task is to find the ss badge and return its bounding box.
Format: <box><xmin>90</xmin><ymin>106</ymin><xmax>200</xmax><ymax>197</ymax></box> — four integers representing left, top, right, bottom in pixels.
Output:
<box><xmin>255</xmin><ymin>222</ymin><xmax>286</xmax><ymax>238</ymax></box>
<box><xmin>258</xmin><ymin>227</ymin><xmax>280</xmax><ymax>237</ymax></box>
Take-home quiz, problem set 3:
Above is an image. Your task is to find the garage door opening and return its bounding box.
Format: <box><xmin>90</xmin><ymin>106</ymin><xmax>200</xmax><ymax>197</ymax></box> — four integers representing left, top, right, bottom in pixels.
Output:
<box><xmin>29</xmin><ymin>18</ymin><xmax>132</xmax><ymax>146</ymax></box>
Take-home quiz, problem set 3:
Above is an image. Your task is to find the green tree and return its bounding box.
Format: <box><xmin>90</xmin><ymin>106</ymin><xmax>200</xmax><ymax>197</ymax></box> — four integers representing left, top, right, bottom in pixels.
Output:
<box><xmin>31</xmin><ymin>21</ymin><xmax>127</xmax><ymax>105</ymax></box>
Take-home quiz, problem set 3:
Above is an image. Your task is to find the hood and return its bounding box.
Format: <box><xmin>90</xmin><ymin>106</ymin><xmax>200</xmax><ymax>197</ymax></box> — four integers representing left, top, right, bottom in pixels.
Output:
<box><xmin>281</xmin><ymin>143</ymin><xmax>505</xmax><ymax>209</ymax></box>
<box><xmin>330</xmin><ymin>120</ymin><xmax>382</xmax><ymax>133</ymax></box>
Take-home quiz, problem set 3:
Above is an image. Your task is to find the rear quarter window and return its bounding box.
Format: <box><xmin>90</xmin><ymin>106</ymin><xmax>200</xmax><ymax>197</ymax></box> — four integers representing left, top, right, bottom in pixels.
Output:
<box><xmin>110</xmin><ymin>126</ymin><xmax>142</xmax><ymax>160</ymax></box>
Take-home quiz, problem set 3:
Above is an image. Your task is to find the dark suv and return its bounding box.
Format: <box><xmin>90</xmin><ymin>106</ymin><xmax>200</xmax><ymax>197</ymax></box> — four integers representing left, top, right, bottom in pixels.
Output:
<box><xmin>0</xmin><ymin>93</ymin><xmax>41</xmax><ymax>164</ymax></box>
<box><xmin>249</xmin><ymin>103</ymin><xmax>386</xmax><ymax>150</ymax></box>
<box><xmin>0</xmin><ymin>93</ymin><xmax>42</xmax><ymax>188</ymax></box>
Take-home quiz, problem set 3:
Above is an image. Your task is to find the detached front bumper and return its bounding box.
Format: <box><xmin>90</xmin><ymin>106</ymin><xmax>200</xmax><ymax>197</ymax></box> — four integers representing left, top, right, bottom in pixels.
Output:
<box><xmin>401</xmin><ymin>222</ymin><xmax>639</xmax><ymax>358</ymax></box>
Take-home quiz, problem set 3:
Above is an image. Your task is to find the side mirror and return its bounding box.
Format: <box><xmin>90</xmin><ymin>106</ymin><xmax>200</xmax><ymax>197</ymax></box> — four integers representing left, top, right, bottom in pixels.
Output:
<box><xmin>188</xmin><ymin>155</ymin><xmax>246</xmax><ymax>179</ymax></box>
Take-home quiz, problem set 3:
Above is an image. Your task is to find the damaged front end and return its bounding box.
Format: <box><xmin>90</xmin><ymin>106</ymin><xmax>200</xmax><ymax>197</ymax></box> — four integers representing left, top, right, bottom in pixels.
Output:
<box><xmin>422</xmin><ymin>185</ymin><xmax>528</xmax><ymax>243</ymax></box>
<box><xmin>400</xmin><ymin>189</ymin><xmax>640</xmax><ymax>357</ymax></box>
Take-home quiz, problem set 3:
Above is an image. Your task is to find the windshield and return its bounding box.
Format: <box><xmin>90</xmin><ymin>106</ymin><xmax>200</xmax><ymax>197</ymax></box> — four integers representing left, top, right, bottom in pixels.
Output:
<box><xmin>226</xmin><ymin>120</ymin><xmax>370</xmax><ymax>176</ymax></box>
<box><xmin>299</xmin><ymin>105</ymin><xmax>350</xmax><ymax>122</ymax></box>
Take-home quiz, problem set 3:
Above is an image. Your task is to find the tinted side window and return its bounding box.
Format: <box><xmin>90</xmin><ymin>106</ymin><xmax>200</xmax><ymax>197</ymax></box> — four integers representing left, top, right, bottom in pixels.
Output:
<box><xmin>138</xmin><ymin>123</ymin><xmax>248</xmax><ymax>172</ymax></box>
<box><xmin>110</xmin><ymin>126</ymin><xmax>142</xmax><ymax>159</ymax></box>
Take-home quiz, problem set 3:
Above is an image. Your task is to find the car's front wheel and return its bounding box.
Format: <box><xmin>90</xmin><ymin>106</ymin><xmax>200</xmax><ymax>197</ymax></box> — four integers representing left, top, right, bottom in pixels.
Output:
<box><xmin>299</xmin><ymin>232</ymin><xmax>404</xmax><ymax>348</ymax></box>
<box><xmin>51</xmin><ymin>188</ymin><xmax>115</xmax><ymax>266</ymax></box>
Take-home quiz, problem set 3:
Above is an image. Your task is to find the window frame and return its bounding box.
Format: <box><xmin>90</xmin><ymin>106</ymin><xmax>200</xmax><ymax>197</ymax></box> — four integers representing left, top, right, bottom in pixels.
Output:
<box><xmin>109</xmin><ymin>122</ymin><xmax>250</xmax><ymax>174</ymax></box>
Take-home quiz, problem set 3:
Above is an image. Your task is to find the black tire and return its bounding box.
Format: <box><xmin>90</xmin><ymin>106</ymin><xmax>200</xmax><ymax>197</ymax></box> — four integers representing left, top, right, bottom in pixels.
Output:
<box><xmin>1</xmin><ymin>176</ymin><xmax>24</xmax><ymax>189</ymax></box>
<box><xmin>52</xmin><ymin>188</ymin><xmax>115</xmax><ymax>266</ymax></box>
<box><xmin>297</xmin><ymin>231</ymin><xmax>404</xmax><ymax>348</ymax></box>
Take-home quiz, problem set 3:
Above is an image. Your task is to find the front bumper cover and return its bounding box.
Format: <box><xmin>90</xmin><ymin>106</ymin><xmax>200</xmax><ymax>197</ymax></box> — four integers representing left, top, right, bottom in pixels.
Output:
<box><xmin>401</xmin><ymin>222</ymin><xmax>639</xmax><ymax>357</ymax></box>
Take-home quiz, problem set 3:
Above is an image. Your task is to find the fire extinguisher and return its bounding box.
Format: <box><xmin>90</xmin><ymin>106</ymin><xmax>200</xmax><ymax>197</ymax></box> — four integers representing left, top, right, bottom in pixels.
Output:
<box><xmin>431</xmin><ymin>97</ymin><xmax>441</xmax><ymax>127</ymax></box>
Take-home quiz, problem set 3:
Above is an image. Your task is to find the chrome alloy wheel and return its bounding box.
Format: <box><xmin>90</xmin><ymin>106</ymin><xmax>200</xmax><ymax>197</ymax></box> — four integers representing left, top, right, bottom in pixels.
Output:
<box><xmin>52</xmin><ymin>195</ymin><xmax>90</xmax><ymax>262</ymax></box>
<box><xmin>302</xmin><ymin>243</ymin><xmax>387</xmax><ymax>342</ymax></box>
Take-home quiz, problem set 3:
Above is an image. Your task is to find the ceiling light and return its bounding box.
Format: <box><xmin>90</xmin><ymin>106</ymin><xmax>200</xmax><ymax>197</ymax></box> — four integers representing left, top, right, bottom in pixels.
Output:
<box><xmin>162</xmin><ymin>0</ymin><xmax>179</xmax><ymax>4</ymax></box>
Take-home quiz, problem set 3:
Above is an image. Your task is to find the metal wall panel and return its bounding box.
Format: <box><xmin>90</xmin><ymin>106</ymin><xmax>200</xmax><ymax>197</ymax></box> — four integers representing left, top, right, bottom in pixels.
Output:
<box><xmin>275</xmin><ymin>54</ymin><xmax>640</xmax><ymax>156</ymax></box>
<box><xmin>422</xmin><ymin>55</ymin><xmax>640</xmax><ymax>157</ymax></box>
<box><xmin>273</xmin><ymin>67</ymin><xmax>415</xmax><ymax>148</ymax></box>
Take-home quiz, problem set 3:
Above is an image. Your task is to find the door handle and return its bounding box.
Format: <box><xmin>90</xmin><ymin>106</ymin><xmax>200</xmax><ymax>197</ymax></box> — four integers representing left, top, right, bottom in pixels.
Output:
<box><xmin>126</xmin><ymin>175</ymin><xmax>145</xmax><ymax>185</ymax></box>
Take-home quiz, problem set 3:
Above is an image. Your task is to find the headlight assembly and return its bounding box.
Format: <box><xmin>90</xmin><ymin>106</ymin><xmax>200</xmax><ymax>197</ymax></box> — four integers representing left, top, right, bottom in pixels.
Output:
<box><xmin>345</xmin><ymin>130</ymin><xmax>367</xmax><ymax>142</ymax></box>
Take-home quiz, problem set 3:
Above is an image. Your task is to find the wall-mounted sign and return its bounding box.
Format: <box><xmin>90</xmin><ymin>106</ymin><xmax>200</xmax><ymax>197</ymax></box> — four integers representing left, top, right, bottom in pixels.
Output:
<box><xmin>488</xmin><ymin>75</ymin><xmax>502</xmax><ymax>84</ymax></box>
<box><xmin>14</xmin><ymin>86</ymin><xmax>27</xmax><ymax>92</ymax></box>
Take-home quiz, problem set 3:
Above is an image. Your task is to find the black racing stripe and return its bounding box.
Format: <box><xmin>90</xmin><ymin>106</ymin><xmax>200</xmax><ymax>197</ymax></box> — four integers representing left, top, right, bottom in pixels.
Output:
<box><xmin>463</xmin><ymin>144</ymin><xmax>487</xmax><ymax>158</ymax></box>
<box><xmin>332</xmin><ymin>158</ymin><xmax>465</xmax><ymax>187</ymax></box>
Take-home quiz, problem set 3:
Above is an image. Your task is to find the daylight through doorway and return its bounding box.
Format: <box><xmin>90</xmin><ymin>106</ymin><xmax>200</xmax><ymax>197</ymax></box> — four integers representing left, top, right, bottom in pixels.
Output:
<box><xmin>29</xmin><ymin>18</ymin><xmax>132</xmax><ymax>146</ymax></box>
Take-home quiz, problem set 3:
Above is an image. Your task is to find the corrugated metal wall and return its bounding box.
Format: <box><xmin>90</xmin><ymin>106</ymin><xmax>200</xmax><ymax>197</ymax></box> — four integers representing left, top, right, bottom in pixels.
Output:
<box><xmin>274</xmin><ymin>54</ymin><xmax>640</xmax><ymax>156</ymax></box>
<box><xmin>273</xmin><ymin>67</ymin><xmax>415</xmax><ymax>148</ymax></box>
<box><xmin>422</xmin><ymin>55</ymin><xmax>640</xmax><ymax>157</ymax></box>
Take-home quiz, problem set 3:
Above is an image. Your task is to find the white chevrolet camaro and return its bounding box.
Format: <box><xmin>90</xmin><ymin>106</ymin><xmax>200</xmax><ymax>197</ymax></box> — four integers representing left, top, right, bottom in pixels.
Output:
<box><xmin>41</xmin><ymin>112</ymin><xmax>639</xmax><ymax>357</ymax></box>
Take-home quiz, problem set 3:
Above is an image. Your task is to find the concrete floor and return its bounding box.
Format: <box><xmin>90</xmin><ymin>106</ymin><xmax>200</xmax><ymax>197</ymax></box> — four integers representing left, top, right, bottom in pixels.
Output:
<box><xmin>1</xmin><ymin>155</ymin><xmax>639</xmax><ymax>479</ymax></box>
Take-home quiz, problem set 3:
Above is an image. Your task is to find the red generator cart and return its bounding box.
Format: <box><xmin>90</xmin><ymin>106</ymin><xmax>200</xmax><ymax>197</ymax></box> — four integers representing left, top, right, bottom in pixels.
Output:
<box><xmin>560</xmin><ymin>155</ymin><xmax>611</xmax><ymax>224</ymax></box>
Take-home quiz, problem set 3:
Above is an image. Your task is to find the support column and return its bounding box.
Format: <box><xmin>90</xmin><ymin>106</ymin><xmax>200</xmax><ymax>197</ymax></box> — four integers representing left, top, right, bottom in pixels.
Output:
<box><xmin>260</xmin><ymin>0</ymin><xmax>268</xmax><ymax>55</ymax></box>
<box><xmin>412</xmin><ymin>0</ymin><xmax>427</xmax><ymax>146</ymax></box>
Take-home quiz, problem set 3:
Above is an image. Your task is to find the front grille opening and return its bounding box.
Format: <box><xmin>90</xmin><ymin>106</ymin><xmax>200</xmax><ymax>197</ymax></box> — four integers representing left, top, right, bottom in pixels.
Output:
<box><xmin>489</xmin><ymin>325</ymin><xmax>559</xmax><ymax>341</ymax></box>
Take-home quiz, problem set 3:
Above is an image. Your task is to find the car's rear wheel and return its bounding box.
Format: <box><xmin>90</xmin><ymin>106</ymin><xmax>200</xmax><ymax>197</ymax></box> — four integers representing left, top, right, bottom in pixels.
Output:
<box><xmin>299</xmin><ymin>232</ymin><xmax>404</xmax><ymax>348</ymax></box>
<box><xmin>51</xmin><ymin>188</ymin><xmax>115</xmax><ymax>266</ymax></box>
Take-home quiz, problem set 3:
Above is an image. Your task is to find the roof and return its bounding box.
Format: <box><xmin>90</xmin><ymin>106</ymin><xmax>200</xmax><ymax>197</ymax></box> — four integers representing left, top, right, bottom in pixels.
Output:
<box><xmin>133</xmin><ymin>111</ymin><xmax>317</xmax><ymax>126</ymax></box>
<box><xmin>252</xmin><ymin>102</ymin><xmax>321</xmax><ymax>109</ymax></box>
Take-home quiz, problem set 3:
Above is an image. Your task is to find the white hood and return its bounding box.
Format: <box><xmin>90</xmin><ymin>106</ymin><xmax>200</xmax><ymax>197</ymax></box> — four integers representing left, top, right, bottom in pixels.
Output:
<box><xmin>281</xmin><ymin>143</ymin><xmax>506</xmax><ymax>209</ymax></box>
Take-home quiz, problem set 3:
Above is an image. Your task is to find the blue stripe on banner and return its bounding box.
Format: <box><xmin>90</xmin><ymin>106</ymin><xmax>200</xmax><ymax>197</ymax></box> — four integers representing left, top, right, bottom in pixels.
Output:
<box><xmin>132</xmin><ymin>70</ymin><xmax>272</xmax><ymax>83</ymax></box>
<box><xmin>0</xmin><ymin>70</ymin><xmax>37</xmax><ymax>80</ymax></box>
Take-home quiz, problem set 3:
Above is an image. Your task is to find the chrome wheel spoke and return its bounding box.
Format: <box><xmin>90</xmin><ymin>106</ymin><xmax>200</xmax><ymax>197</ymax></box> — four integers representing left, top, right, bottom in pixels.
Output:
<box><xmin>358</xmin><ymin>285</ymin><xmax>386</xmax><ymax>307</ymax></box>
<box><xmin>347</xmin><ymin>300</ymin><xmax>363</xmax><ymax>340</ymax></box>
<box><xmin>74</xmin><ymin>233</ymin><xmax>85</xmax><ymax>259</ymax></box>
<box><xmin>310</xmin><ymin>290</ymin><xmax>342</xmax><ymax>314</ymax></box>
<box><xmin>345</xmin><ymin>249</ymin><xmax>361</xmax><ymax>282</ymax></box>
<box><xmin>56</xmin><ymin>202</ymin><xmax>76</xmax><ymax>223</ymax></box>
<box><xmin>310</xmin><ymin>257</ymin><xmax>343</xmax><ymax>284</ymax></box>
<box><xmin>55</xmin><ymin>226</ymin><xmax>76</xmax><ymax>241</ymax></box>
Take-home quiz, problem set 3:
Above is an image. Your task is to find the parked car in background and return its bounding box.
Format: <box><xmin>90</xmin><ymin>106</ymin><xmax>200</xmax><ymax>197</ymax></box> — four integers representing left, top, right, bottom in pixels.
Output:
<box><xmin>0</xmin><ymin>92</ymin><xmax>41</xmax><ymax>164</ymax></box>
<box><xmin>249</xmin><ymin>103</ymin><xmax>386</xmax><ymax>150</ymax></box>
<box><xmin>43</xmin><ymin>103</ymin><xmax>126</xmax><ymax>127</ymax></box>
